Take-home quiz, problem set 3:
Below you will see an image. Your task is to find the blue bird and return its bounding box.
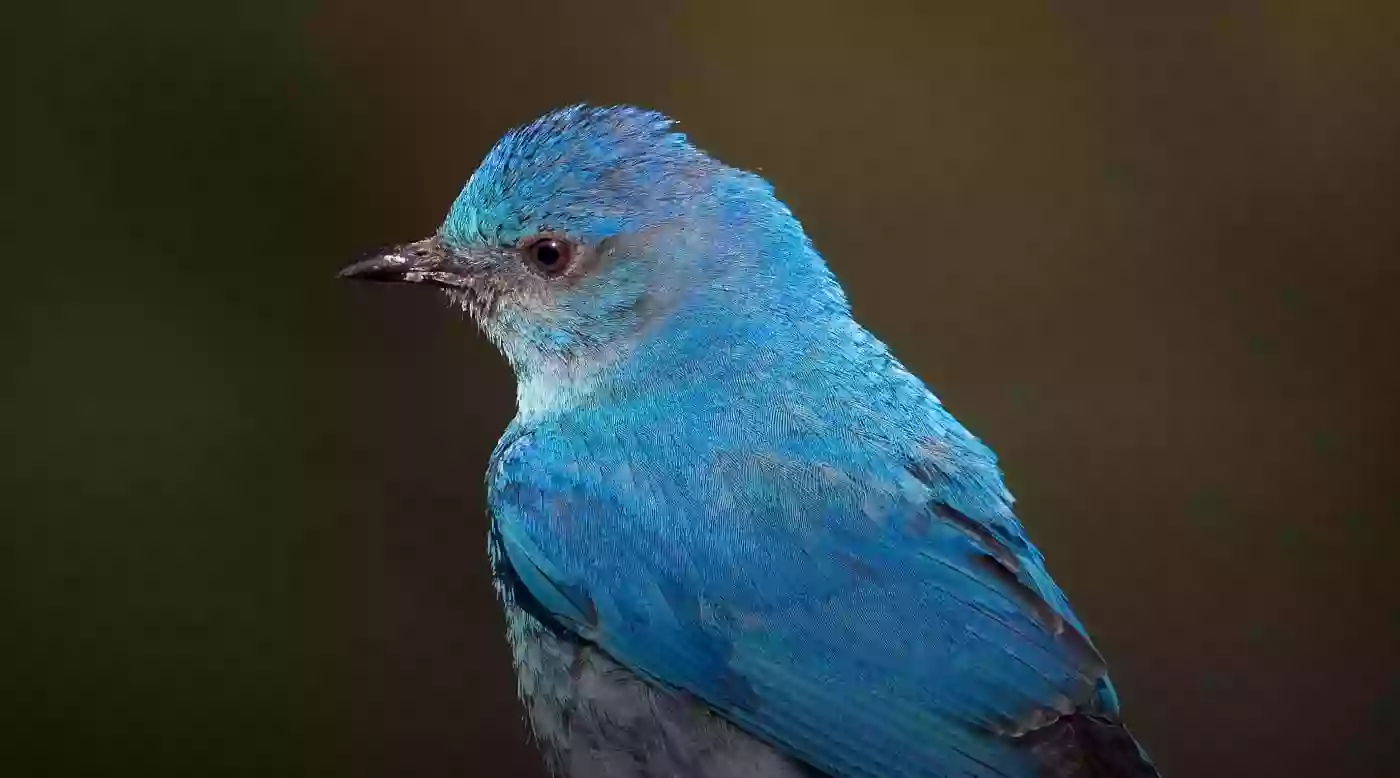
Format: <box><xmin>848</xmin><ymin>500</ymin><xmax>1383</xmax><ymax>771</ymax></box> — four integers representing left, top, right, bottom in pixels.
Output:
<box><xmin>340</xmin><ymin>105</ymin><xmax>1159</xmax><ymax>778</ymax></box>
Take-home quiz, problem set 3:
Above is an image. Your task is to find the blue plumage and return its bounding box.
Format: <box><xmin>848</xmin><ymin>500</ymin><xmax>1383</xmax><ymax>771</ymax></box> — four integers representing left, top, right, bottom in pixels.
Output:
<box><xmin>341</xmin><ymin>105</ymin><xmax>1158</xmax><ymax>778</ymax></box>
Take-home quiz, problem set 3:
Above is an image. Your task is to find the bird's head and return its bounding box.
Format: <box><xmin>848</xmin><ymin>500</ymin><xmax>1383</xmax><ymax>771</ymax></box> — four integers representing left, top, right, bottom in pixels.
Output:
<box><xmin>341</xmin><ymin>105</ymin><xmax>848</xmax><ymax>416</ymax></box>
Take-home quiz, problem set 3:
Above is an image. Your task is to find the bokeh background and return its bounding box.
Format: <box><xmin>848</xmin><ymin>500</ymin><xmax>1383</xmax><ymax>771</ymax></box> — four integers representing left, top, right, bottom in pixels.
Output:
<box><xmin>4</xmin><ymin>1</ymin><xmax>1398</xmax><ymax>776</ymax></box>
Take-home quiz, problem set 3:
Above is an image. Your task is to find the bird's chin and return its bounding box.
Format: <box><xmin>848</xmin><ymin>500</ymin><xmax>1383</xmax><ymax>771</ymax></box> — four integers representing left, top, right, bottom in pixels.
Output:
<box><xmin>443</xmin><ymin>285</ymin><xmax>498</xmax><ymax>327</ymax></box>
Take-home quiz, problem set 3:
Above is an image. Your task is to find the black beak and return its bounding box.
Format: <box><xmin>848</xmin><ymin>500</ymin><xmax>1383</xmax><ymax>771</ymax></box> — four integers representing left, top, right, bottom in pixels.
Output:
<box><xmin>338</xmin><ymin>236</ymin><xmax>468</xmax><ymax>288</ymax></box>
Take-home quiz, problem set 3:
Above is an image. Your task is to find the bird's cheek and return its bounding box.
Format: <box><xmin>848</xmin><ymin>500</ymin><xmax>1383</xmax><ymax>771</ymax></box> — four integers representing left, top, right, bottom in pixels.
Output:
<box><xmin>489</xmin><ymin>294</ymin><xmax>574</xmax><ymax>347</ymax></box>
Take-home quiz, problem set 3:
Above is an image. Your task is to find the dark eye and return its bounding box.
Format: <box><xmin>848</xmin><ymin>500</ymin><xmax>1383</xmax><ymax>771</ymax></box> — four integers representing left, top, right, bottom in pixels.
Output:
<box><xmin>522</xmin><ymin>237</ymin><xmax>573</xmax><ymax>276</ymax></box>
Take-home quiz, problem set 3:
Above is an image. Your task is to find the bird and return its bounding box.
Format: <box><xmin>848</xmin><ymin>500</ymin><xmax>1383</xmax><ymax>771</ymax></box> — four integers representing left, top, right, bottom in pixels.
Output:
<box><xmin>339</xmin><ymin>104</ymin><xmax>1159</xmax><ymax>778</ymax></box>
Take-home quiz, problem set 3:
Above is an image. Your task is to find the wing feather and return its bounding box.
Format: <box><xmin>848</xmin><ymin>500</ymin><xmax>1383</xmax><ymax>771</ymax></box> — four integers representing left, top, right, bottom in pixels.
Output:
<box><xmin>490</xmin><ymin>425</ymin><xmax>1126</xmax><ymax>778</ymax></box>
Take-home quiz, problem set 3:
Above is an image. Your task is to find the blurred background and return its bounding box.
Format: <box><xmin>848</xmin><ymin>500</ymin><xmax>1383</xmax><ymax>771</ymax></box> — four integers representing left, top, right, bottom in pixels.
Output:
<box><xmin>3</xmin><ymin>1</ymin><xmax>1397</xmax><ymax>776</ymax></box>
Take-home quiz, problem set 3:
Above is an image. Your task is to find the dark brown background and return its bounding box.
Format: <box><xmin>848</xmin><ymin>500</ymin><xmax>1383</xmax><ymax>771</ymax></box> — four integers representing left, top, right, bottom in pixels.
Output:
<box><xmin>4</xmin><ymin>1</ymin><xmax>1397</xmax><ymax>777</ymax></box>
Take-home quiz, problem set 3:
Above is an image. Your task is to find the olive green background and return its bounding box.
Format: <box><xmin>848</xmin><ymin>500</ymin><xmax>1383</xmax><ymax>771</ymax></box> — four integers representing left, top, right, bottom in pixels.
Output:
<box><xmin>4</xmin><ymin>1</ymin><xmax>1397</xmax><ymax>776</ymax></box>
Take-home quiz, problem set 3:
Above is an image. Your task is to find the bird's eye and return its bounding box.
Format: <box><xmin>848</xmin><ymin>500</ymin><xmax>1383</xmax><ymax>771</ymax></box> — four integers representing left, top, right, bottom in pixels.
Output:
<box><xmin>521</xmin><ymin>236</ymin><xmax>573</xmax><ymax>276</ymax></box>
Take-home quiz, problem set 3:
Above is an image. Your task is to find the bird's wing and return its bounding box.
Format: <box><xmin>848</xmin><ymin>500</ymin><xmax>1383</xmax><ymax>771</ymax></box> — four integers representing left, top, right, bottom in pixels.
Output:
<box><xmin>489</xmin><ymin>428</ymin><xmax>1143</xmax><ymax>778</ymax></box>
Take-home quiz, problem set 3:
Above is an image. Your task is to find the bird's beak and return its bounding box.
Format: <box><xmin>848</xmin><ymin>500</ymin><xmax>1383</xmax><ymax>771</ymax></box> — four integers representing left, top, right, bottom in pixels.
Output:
<box><xmin>337</xmin><ymin>236</ymin><xmax>470</xmax><ymax>288</ymax></box>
